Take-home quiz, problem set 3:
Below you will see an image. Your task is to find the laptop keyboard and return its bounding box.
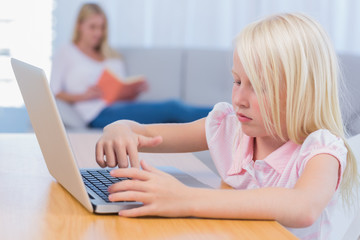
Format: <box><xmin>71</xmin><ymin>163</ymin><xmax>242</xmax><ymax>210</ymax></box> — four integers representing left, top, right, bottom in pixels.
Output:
<box><xmin>80</xmin><ymin>169</ymin><xmax>128</xmax><ymax>203</ymax></box>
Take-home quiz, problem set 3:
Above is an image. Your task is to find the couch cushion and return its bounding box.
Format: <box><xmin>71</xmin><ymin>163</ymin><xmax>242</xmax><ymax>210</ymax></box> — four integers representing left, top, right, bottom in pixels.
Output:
<box><xmin>118</xmin><ymin>48</ymin><xmax>183</xmax><ymax>102</ymax></box>
<box><xmin>56</xmin><ymin>100</ymin><xmax>87</xmax><ymax>129</ymax></box>
<box><xmin>331</xmin><ymin>134</ymin><xmax>360</xmax><ymax>240</ymax></box>
<box><xmin>338</xmin><ymin>54</ymin><xmax>360</xmax><ymax>136</ymax></box>
<box><xmin>184</xmin><ymin>49</ymin><xmax>233</xmax><ymax>107</ymax></box>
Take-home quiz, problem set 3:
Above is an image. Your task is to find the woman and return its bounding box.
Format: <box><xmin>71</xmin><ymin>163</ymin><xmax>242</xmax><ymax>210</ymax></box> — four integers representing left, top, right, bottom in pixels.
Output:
<box><xmin>50</xmin><ymin>3</ymin><xmax>211</xmax><ymax>128</ymax></box>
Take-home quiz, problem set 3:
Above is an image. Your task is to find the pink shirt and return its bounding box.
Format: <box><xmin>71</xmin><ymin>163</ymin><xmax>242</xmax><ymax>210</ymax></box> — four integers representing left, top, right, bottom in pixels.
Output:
<box><xmin>205</xmin><ymin>102</ymin><xmax>347</xmax><ymax>240</ymax></box>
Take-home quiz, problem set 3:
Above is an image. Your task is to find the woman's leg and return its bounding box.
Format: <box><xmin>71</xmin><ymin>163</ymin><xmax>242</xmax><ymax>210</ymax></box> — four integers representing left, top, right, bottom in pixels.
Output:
<box><xmin>88</xmin><ymin>100</ymin><xmax>212</xmax><ymax>128</ymax></box>
<box><xmin>164</xmin><ymin>99</ymin><xmax>212</xmax><ymax>123</ymax></box>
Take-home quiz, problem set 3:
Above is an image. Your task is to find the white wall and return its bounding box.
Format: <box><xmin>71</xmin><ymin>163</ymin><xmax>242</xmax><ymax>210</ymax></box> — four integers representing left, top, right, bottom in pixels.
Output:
<box><xmin>53</xmin><ymin>0</ymin><xmax>360</xmax><ymax>55</ymax></box>
<box><xmin>0</xmin><ymin>0</ymin><xmax>52</xmax><ymax>107</ymax></box>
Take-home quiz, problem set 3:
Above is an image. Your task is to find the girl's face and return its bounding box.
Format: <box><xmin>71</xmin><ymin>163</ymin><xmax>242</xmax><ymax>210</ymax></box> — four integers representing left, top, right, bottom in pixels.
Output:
<box><xmin>78</xmin><ymin>13</ymin><xmax>106</xmax><ymax>48</ymax></box>
<box><xmin>231</xmin><ymin>51</ymin><xmax>268</xmax><ymax>138</ymax></box>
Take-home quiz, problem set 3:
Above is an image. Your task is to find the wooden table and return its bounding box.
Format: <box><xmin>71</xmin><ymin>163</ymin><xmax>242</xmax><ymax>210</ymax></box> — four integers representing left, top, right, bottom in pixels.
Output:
<box><xmin>0</xmin><ymin>133</ymin><xmax>298</xmax><ymax>240</ymax></box>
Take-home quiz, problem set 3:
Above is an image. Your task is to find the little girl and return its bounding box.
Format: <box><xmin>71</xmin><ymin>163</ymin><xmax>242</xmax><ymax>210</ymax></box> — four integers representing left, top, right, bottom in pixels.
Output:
<box><xmin>95</xmin><ymin>13</ymin><xmax>358</xmax><ymax>239</ymax></box>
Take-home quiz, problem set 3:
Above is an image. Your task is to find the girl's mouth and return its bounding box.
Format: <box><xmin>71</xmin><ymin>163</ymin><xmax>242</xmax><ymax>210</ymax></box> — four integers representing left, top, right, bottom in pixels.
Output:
<box><xmin>237</xmin><ymin>113</ymin><xmax>252</xmax><ymax>122</ymax></box>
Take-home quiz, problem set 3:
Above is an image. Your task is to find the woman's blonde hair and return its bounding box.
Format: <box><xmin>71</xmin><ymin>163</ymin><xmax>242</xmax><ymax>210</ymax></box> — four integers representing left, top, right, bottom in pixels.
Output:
<box><xmin>72</xmin><ymin>3</ymin><xmax>119</xmax><ymax>59</ymax></box>
<box><xmin>235</xmin><ymin>13</ymin><xmax>359</xmax><ymax>203</ymax></box>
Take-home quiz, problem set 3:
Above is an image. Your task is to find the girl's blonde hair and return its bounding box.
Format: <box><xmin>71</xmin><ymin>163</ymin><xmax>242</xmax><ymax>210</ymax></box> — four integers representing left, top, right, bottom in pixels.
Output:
<box><xmin>235</xmin><ymin>13</ymin><xmax>359</xmax><ymax>203</ymax></box>
<box><xmin>72</xmin><ymin>3</ymin><xmax>119</xmax><ymax>59</ymax></box>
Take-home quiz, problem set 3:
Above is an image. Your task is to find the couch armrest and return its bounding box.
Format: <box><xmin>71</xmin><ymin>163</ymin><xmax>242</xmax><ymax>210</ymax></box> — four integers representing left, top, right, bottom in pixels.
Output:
<box><xmin>55</xmin><ymin>100</ymin><xmax>87</xmax><ymax>129</ymax></box>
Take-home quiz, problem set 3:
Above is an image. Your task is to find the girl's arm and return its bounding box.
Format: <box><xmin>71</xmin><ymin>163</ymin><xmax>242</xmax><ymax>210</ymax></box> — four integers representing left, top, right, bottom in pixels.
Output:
<box><xmin>188</xmin><ymin>154</ymin><xmax>338</xmax><ymax>227</ymax></box>
<box><xmin>95</xmin><ymin>118</ymin><xmax>208</xmax><ymax>168</ymax></box>
<box><xmin>108</xmin><ymin>153</ymin><xmax>339</xmax><ymax>228</ymax></box>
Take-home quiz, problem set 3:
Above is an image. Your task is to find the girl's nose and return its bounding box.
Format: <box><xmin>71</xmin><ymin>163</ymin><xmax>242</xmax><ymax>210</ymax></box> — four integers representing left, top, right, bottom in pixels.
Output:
<box><xmin>233</xmin><ymin>86</ymin><xmax>250</xmax><ymax>108</ymax></box>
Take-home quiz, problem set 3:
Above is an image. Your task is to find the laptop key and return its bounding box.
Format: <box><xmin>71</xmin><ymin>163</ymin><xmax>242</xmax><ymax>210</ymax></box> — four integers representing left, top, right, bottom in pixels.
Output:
<box><xmin>81</xmin><ymin>169</ymin><xmax>130</xmax><ymax>203</ymax></box>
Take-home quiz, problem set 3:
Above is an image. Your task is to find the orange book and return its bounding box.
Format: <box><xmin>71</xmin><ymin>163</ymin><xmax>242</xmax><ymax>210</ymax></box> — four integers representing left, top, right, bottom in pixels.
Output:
<box><xmin>96</xmin><ymin>69</ymin><xmax>145</xmax><ymax>105</ymax></box>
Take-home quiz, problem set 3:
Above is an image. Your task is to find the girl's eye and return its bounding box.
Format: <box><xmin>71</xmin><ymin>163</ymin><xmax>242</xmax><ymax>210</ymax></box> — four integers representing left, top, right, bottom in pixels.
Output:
<box><xmin>233</xmin><ymin>81</ymin><xmax>241</xmax><ymax>86</ymax></box>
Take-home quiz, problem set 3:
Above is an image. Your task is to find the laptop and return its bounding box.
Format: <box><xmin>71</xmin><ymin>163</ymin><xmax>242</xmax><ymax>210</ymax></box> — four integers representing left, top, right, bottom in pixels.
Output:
<box><xmin>11</xmin><ymin>58</ymin><xmax>211</xmax><ymax>214</ymax></box>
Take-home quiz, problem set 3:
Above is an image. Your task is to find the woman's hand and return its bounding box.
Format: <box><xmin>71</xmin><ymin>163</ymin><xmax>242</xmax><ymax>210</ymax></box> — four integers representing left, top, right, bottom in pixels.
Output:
<box><xmin>55</xmin><ymin>86</ymin><xmax>102</xmax><ymax>103</ymax></box>
<box><xmin>108</xmin><ymin>160</ymin><xmax>194</xmax><ymax>217</ymax></box>
<box><xmin>82</xmin><ymin>85</ymin><xmax>103</xmax><ymax>100</ymax></box>
<box><xmin>95</xmin><ymin>123</ymin><xmax>163</xmax><ymax>168</ymax></box>
<box><xmin>118</xmin><ymin>77</ymin><xmax>149</xmax><ymax>101</ymax></box>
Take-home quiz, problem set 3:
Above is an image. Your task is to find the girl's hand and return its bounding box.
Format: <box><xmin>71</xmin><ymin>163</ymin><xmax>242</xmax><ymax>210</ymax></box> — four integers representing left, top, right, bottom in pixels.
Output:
<box><xmin>95</xmin><ymin>124</ymin><xmax>163</xmax><ymax>168</ymax></box>
<box><xmin>108</xmin><ymin>160</ymin><xmax>194</xmax><ymax>217</ymax></box>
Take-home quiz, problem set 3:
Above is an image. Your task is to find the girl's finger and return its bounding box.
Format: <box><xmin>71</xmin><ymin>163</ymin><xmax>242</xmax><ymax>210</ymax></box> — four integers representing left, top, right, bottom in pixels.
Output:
<box><xmin>138</xmin><ymin>135</ymin><xmax>163</xmax><ymax>148</ymax></box>
<box><xmin>140</xmin><ymin>160</ymin><xmax>165</xmax><ymax>175</ymax></box>
<box><xmin>104</xmin><ymin>143</ymin><xmax>116</xmax><ymax>168</ymax></box>
<box><xmin>110</xmin><ymin>167</ymin><xmax>151</xmax><ymax>181</ymax></box>
<box><xmin>95</xmin><ymin>141</ymin><xmax>106</xmax><ymax>168</ymax></box>
<box><xmin>114</xmin><ymin>143</ymin><xmax>128</xmax><ymax>168</ymax></box>
<box><xmin>108</xmin><ymin>179</ymin><xmax>148</xmax><ymax>193</ymax></box>
<box><xmin>119</xmin><ymin>205</ymin><xmax>153</xmax><ymax>217</ymax></box>
<box><xmin>128</xmin><ymin>144</ymin><xmax>140</xmax><ymax>168</ymax></box>
<box><xmin>108</xmin><ymin>191</ymin><xmax>148</xmax><ymax>203</ymax></box>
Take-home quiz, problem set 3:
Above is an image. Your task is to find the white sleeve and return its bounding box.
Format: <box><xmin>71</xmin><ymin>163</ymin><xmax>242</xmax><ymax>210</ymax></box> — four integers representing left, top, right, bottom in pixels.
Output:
<box><xmin>50</xmin><ymin>46</ymin><xmax>69</xmax><ymax>95</ymax></box>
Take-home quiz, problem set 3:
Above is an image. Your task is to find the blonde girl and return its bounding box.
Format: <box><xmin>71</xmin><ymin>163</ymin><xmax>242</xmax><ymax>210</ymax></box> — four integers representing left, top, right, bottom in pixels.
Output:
<box><xmin>95</xmin><ymin>13</ymin><xmax>359</xmax><ymax>239</ymax></box>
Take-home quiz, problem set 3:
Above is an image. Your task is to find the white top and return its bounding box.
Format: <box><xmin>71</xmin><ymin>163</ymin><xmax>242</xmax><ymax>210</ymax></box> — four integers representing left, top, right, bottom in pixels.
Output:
<box><xmin>50</xmin><ymin>44</ymin><xmax>126</xmax><ymax>123</ymax></box>
<box><xmin>205</xmin><ymin>102</ymin><xmax>348</xmax><ymax>240</ymax></box>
